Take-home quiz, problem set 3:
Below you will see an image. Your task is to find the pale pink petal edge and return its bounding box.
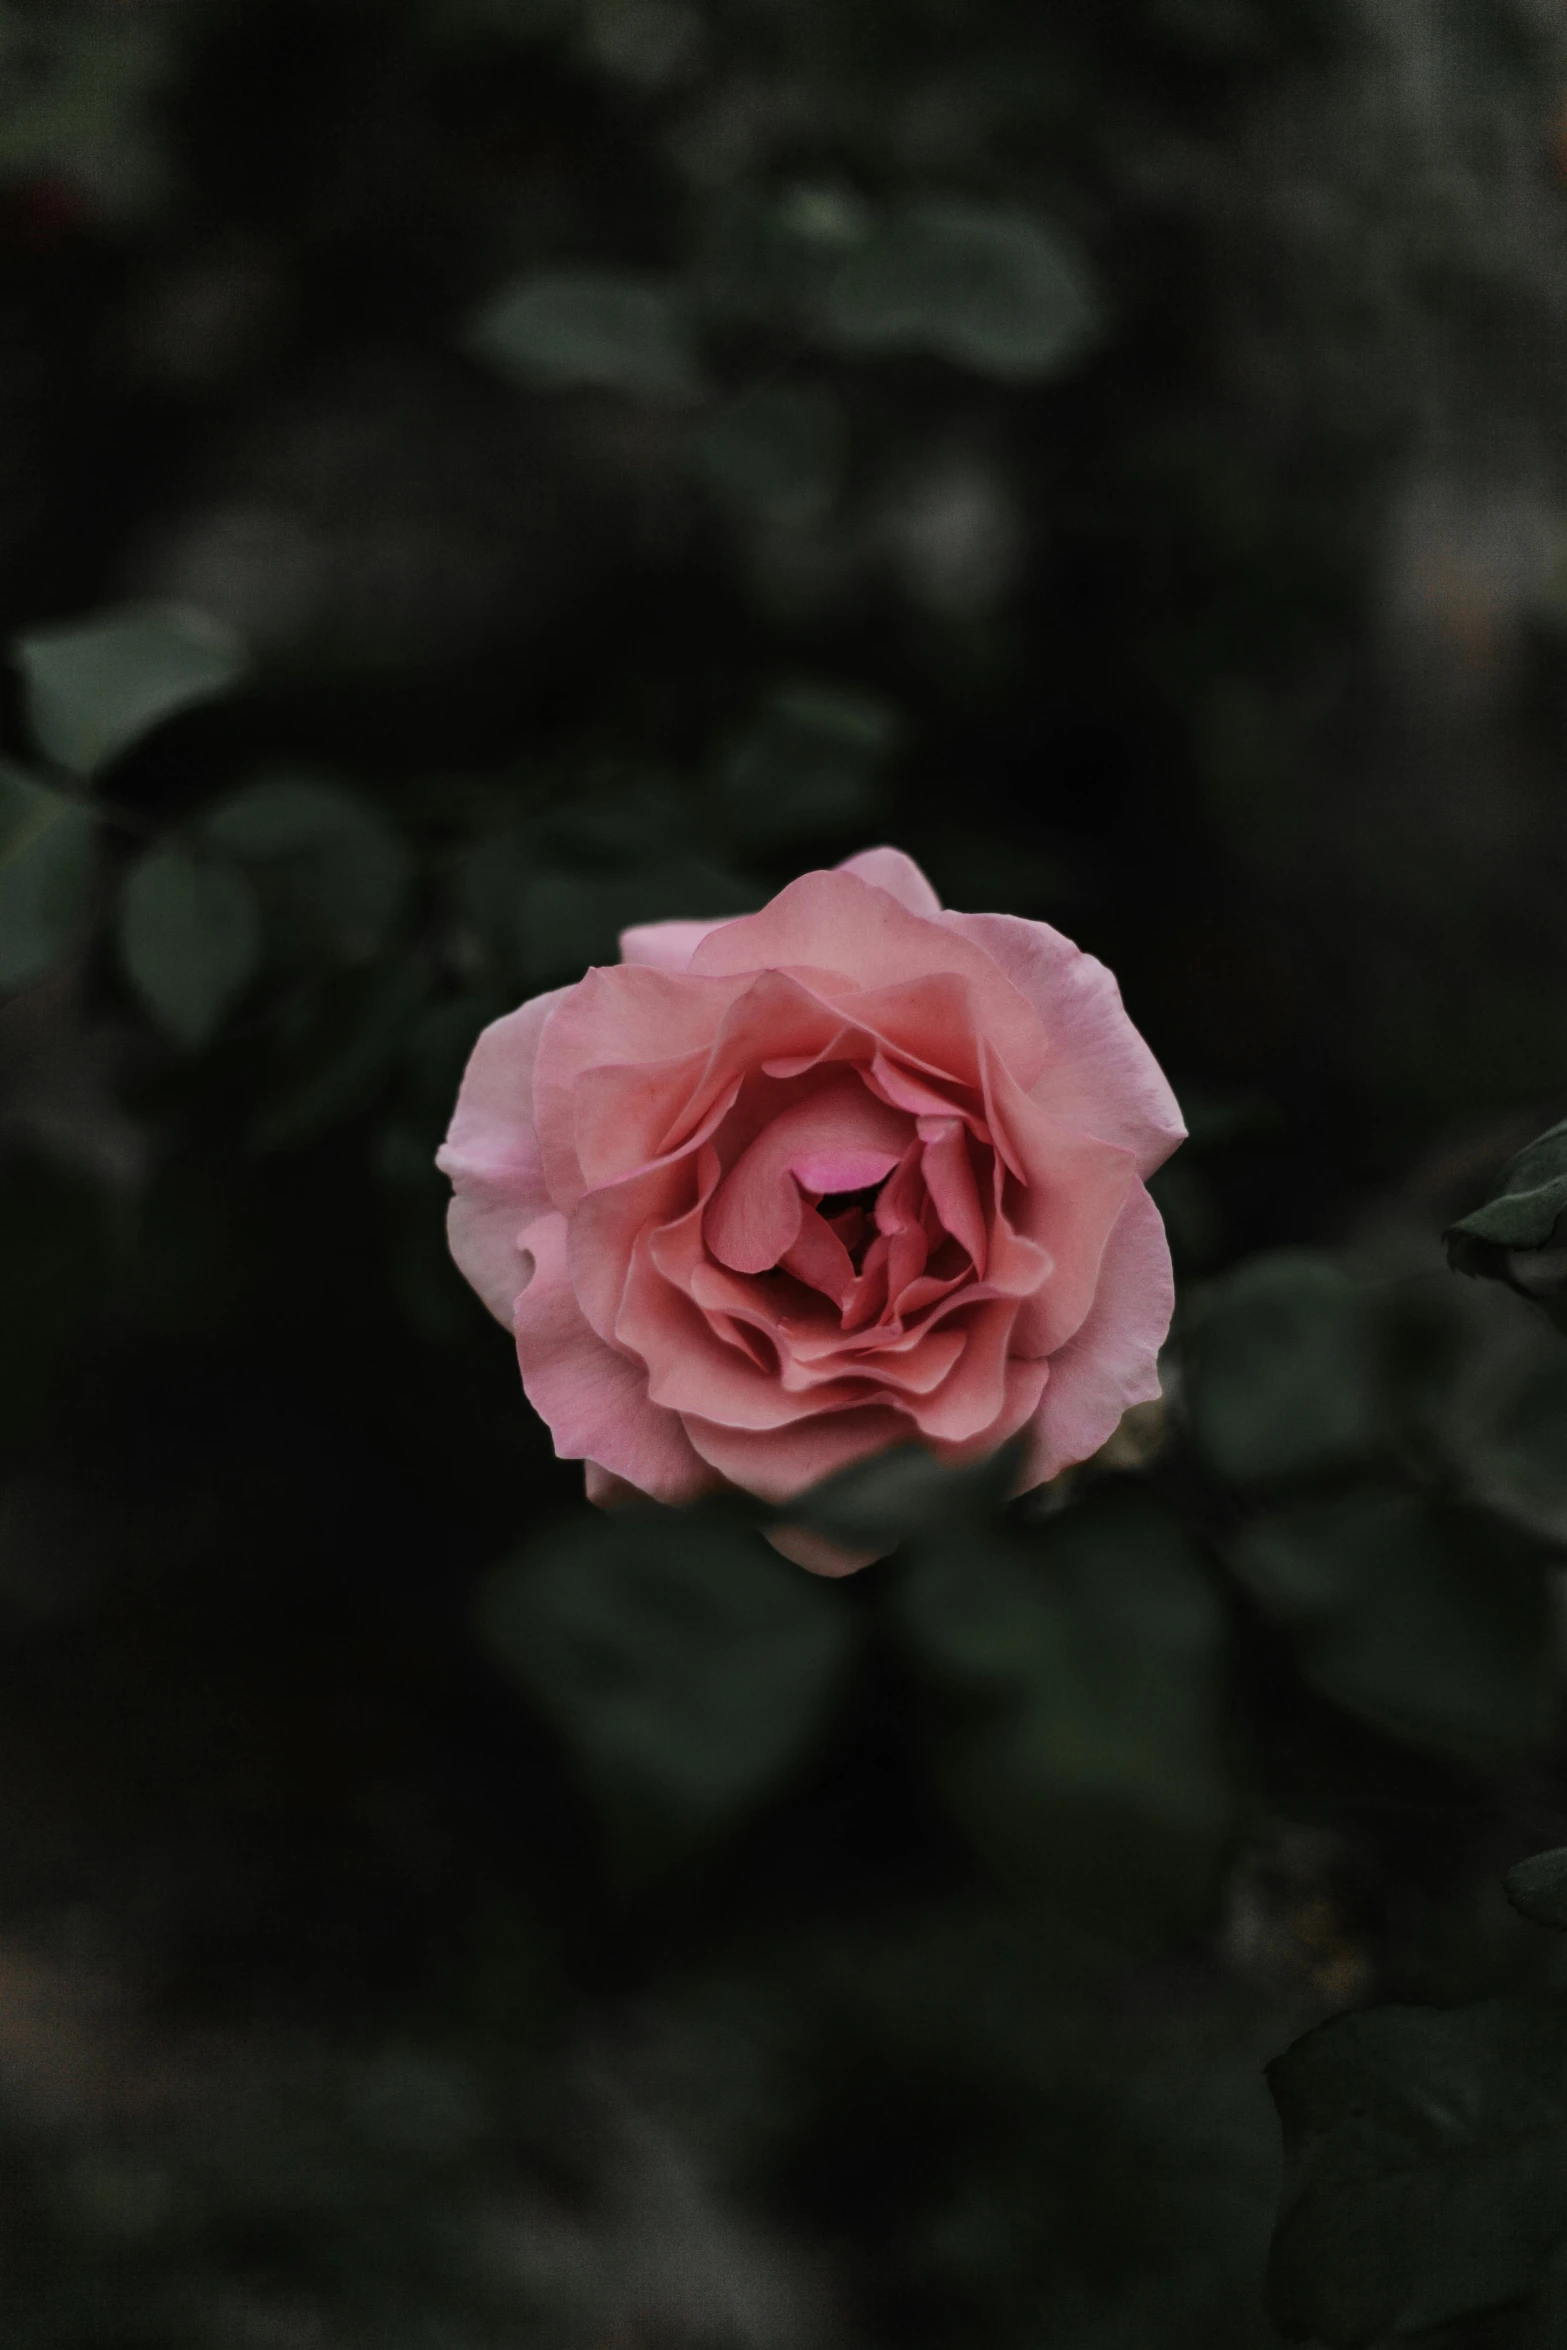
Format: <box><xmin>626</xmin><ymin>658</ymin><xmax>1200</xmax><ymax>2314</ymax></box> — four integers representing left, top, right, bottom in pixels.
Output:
<box><xmin>1017</xmin><ymin>1183</ymin><xmax>1174</xmax><ymax>1490</ymax></box>
<box><xmin>436</xmin><ymin>988</ymin><xmax>567</xmax><ymax>1324</ymax></box>
<box><xmin>945</xmin><ymin>909</ymin><xmax>1184</xmax><ymax>1179</ymax></box>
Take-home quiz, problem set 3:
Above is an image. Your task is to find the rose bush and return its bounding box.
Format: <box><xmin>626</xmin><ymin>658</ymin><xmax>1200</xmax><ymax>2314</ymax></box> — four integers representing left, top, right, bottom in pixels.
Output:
<box><xmin>439</xmin><ymin>849</ymin><xmax>1183</xmax><ymax>1569</ymax></box>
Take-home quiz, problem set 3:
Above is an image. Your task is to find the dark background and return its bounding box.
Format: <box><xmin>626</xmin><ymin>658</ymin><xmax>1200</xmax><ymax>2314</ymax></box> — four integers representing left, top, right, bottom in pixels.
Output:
<box><xmin>6</xmin><ymin>2</ymin><xmax>1567</xmax><ymax>2343</ymax></box>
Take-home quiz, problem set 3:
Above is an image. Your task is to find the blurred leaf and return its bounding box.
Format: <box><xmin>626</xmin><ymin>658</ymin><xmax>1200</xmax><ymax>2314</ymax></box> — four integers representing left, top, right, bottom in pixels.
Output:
<box><xmin>786</xmin><ymin>1440</ymin><xmax>1020</xmax><ymax>1556</ymax></box>
<box><xmin>476</xmin><ymin>1509</ymin><xmax>856</xmax><ymax>1875</ymax></box>
<box><xmin>1463</xmin><ymin>1351</ymin><xmax>1567</xmax><ymax>1543</ymax></box>
<box><xmin>16</xmin><ymin>604</ymin><xmax>245</xmax><ymax>778</ymax></box>
<box><xmin>118</xmin><ymin>841</ymin><xmax>262</xmax><ymax>1048</ymax></box>
<box><xmin>0</xmin><ymin>765</ymin><xmax>96</xmax><ymax>994</ymax></box>
<box><xmin>202</xmin><ymin>772</ymin><xmax>411</xmax><ymax>962</ymax></box>
<box><xmin>1506</xmin><ymin>1847</ymin><xmax>1567</xmax><ymax>1930</ymax></box>
<box><xmin>1187</xmin><ymin>1250</ymin><xmax>1380</xmax><ymax>1486</ymax></box>
<box><xmin>1447</xmin><ymin>1118</ymin><xmax>1567</xmax><ymax>1318</ymax></box>
<box><xmin>718</xmin><ymin>685</ymin><xmax>897</xmax><ymax>845</ymax></box>
<box><xmin>254</xmin><ymin>960</ymin><xmax>430</xmax><ymax>1150</ymax></box>
<box><xmin>686</xmin><ymin>386</ymin><xmax>846</xmax><ymax>527</ymax></box>
<box><xmin>457</xmin><ymin>830</ymin><xmax>756</xmax><ymax>985</ymax></box>
<box><xmin>1267</xmin><ymin>1997</ymin><xmax>1567</xmax><ymax>2343</ymax></box>
<box><xmin>1231</xmin><ymin>1486</ymin><xmax>1555</xmax><ymax>1767</ymax></box>
<box><xmin>893</xmin><ymin>1487</ymin><xmax>1232</xmax><ymax>1940</ymax></box>
<box><xmin>0</xmin><ymin>9</ymin><xmax>176</xmax><ymax>220</ymax></box>
<box><xmin>465</xmin><ymin>269</ymin><xmax>704</xmax><ymax>404</ymax></box>
<box><xmin>814</xmin><ymin>198</ymin><xmax>1099</xmax><ymax>381</ymax></box>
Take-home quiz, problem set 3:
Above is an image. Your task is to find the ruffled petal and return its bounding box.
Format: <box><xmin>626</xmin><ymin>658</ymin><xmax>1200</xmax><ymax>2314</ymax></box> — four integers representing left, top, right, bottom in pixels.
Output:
<box><xmin>437</xmin><ymin>988</ymin><xmax>569</xmax><ymax>1324</ymax></box>
<box><xmin>683</xmin><ymin>1401</ymin><xmax>917</xmax><ymax>1504</ymax></box>
<box><xmin>691</xmin><ymin>871</ymin><xmax>1047</xmax><ymax>1086</ymax></box>
<box><xmin>513</xmin><ymin>1212</ymin><xmax>717</xmax><ymax>1503</ymax></box>
<box><xmin>1016</xmin><ymin>1184</ymin><xmax>1174</xmax><ymax>1489</ymax></box>
<box><xmin>944</xmin><ymin>910</ymin><xmax>1184</xmax><ymax>1178</ymax></box>
<box><xmin>835</xmin><ymin>845</ymin><xmax>943</xmax><ymax>918</ymax></box>
<box><xmin>705</xmin><ymin>1079</ymin><xmax>910</xmax><ymax>1274</ymax></box>
<box><xmin>532</xmin><ymin>964</ymin><xmax>743</xmax><ymax>1209</ymax></box>
<box><xmin>618</xmin><ymin>917</ymin><xmax>732</xmax><ymax>971</ymax></box>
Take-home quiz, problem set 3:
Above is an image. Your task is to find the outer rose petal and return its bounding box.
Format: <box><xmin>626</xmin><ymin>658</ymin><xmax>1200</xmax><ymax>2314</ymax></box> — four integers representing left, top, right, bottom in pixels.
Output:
<box><xmin>1017</xmin><ymin>1183</ymin><xmax>1174</xmax><ymax>1488</ymax></box>
<box><xmin>514</xmin><ymin>1212</ymin><xmax>717</xmax><ymax>1504</ymax></box>
<box><xmin>618</xmin><ymin>917</ymin><xmax>731</xmax><ymax>972</ymax></box>
<box><xmin>617</xmin><ymin>851</ymin><xmax>941</xmax><ymax>970</ymax></box>
<box><xmin>835</xmin><ymin>846</ymin><xmax>943</xmax><ymax>918</ymax></box>
<box><xmin>764</xmin><ymin>1523</ymin><xmax>882</xmax><ymax>1576</ymax></box>
<box><xmin>436</xmin><ymin>988</ymin><xmax>568</xmax><ymax>1324</ymax></box>
<box><xmin>683</xmin><ymin>1401</ymin><xmax>916</xmax><ymax>1504</ymax></box>
<box><xmin>944</xmin><ymin>910</ymin><xmax>1185</xmax><ymax>1179</ymax></box>
<box><xmin>691</xmin><ymin>871</ymin><xmax>1047</xmax><ymax>1085</ymax></box>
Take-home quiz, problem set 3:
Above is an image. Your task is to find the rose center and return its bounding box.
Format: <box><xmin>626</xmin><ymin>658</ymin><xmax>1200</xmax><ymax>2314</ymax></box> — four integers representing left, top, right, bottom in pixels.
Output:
<box><xmin>817</xmin><ymin>1180</ymin><xmax>887</xmax><ymax>1271</ymax></box>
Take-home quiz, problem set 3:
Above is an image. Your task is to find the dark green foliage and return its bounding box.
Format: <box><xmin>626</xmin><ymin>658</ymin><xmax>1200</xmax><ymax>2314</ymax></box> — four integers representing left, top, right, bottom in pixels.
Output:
<box><xmin>477</xmin><ymin>1507</ymin><xmax>858</xmax><ymax>1876</ymax></box>
<box><xmin>1269</xmin><ymin>2001</ymin><xmax>1567</xmax><ymax>2343</ymax></box>
<box><xmin>893</xmin><ymin>1487</ymin><xmax>1233</xmax><ymax>1941</ymax></box>
<box><xmin>1448</xmin><ymin>1121</ymin><xmax>1567</xmax><ymax>1321</ymax></box>
<box><xmin>118</xmin><ymin>840</ymin><xmax>262</xmax><ymax>1047</ymax></box>
<box><xmin>0</xmin><ymin>765</ymin><xmax>96</xmax><ymax>992</ymax></box>
<box><xmin>16</xmin><ymin>605</ymin><xmax>245</xmax><ymax>779</ymax></box>
<box><xmin>1188</xmin><ymin>1251</ymin><xmax>1381</xmax><ymax>1486</ymax></box>
<box><xmin>466</xmin><ymin>269</ymin><xmax>706</xmax><ymax>404</ymax></box>
<box><xmin>1506</xmin><ymin>1849</ymin><xmax>1567</xmax><ymax>1933</ymax></box>
<box><xmin>810</xmin><ymin>197</ymin><xmax>1101</xmax><ymax>380</ymax></box>
<box><xmin>1230</xmin><ymin>1487</ymin><xmax>1555</xmax><ymax>1768</ymax></box>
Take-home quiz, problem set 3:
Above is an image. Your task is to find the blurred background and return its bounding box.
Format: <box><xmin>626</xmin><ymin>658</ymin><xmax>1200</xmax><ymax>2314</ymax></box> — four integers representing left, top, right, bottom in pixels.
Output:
<box><xmin>9</xmin><ymin>1</ymin><xmax>1567</xmax><ymax>2343</ymax></box>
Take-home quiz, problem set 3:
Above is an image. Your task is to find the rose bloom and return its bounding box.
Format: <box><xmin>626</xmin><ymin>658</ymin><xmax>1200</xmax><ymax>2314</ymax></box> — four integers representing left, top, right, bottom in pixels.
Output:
<box><xmin>438</xmin><ymin>848</ymin><xmax>1183</xmax><ymax>1572</ymax></box>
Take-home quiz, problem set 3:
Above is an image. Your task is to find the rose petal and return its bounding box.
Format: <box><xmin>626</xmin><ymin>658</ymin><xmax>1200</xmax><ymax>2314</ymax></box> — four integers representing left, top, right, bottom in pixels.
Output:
<box><xmin>918</xmin><ymin>1116</ymin><xmax>987</xmax><ymax>1271</ymax></box>
<box><xmin>437</xmin><ymin>987</ymin><xmax>569</xmax><ymax>1324</ymax></box>
<box><xmin>585</xmin><ymin>1461</ymin><xmax>642</xmax><ymax>1508</ymax></box>
<box><xmin>618</xmin><ymin>917</ymin><xmax>733</xmax><ymax>971</ymax></box>
<box><xmin>704</xmin><ymin>1079</ymin><xmax>909</xmax><ymax>1275</ymax></box>
<box><xmin>691</xmin><ymin>871</ymin><xmax>1047</xmax><ymax>1087</ymax></box>
<box><xmin>513</xmin><ymin>1211</ymin><xmax>717</xmax><ymax>1503</ymax></box>
<box><xmin>981</xmin><ymin>1046</ymin><xmax>1138</xmax><ymax>1358</ymax></box>
<box><xmin>1017</xmin><ymin>1182</ymin><xmax>1174</xmax><ymax>1487</ymax></box>
<box><xmin>835</xmin><ymin>845</ymin><xmax>943</xmax><ymax>918</ymax></box>
<box><xmin>683</xmin><ymin>1401</ymin><xmax>917</xmax><ymax>1503</ymax></box>
<box><xmin>765</xmin><ymin>1522</ymin><xmax>885</xmax><ymax>1576</ymax></box>
<box><xmin>533</xmin><ymin>964</ymin><xmax>744</xmax><ymax>1209</ymax></box>
<box><xmin>944</xmin><ymin>910</ymin><xmax>1185</xmax><ymax>1178</ymax></box>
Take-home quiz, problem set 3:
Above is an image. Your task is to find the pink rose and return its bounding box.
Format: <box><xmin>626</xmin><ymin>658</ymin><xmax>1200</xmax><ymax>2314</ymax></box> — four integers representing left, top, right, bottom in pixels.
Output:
<box><xmin>438</xmin><ymin>848</ymin><xmax>1183</xmax><ymax>1571</ymax></box>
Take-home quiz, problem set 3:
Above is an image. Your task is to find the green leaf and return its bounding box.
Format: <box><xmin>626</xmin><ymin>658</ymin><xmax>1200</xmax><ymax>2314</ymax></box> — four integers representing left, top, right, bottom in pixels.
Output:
<box><xmin>785</xmin><ymin>1440</ymin><xmax>1020</xmax><ymax>1556</ymax></box>
<box><xmin>1267</xmin><ymin>1997</ymin><xmax>1567</xmax><ymax>2343</ymax></box>
<box><xmin>893</xmin><ymin>1487</ymin><xmax>1232</xmax><ymax>1940</ymax></box>
<box><xmin>118</xmin><ymin>842</ymin><xmax>262</xmax><ymax>1048</ymax></box>
<box><xmin>1506</xmin><ymin>1847</ymin><xmax>1567</xmax><ymax>1931</ymax></box>
<box><xmin>686</xmin><ymin>386</ymin><xmax>846</xmax><ymax>526</ymax></box>
<box><xmin>476</xmin><ymin>1509</ymin><xmax>856</xmax><ymax>1876</ymax></box>
<box><xmin>252</xmin><ymin>960</ymin><xmax>429</xmax><ymax>1152</ymax></box>
<box><xmin>201</xmin><ymin>772</ymin><xmax>410</xmax><ymax>962</ymax></box>
<box><xmin>1231</xmin><ymin>1486</ymin><xmax>1555</xmax><ymax>1767</ymax></box>
<box><xmin>456</xmin><ymin>832</ymin><xmax>757</xmax><ymax>986</ymax></box>
<box><xmin>0</xmin><ymin>766</ymin><xmax>96</xmax><ymax>994</ymax></box>
<box><xmin>465</xmin><ymin>270</ymin><xmax>704</xmax><ymax>404</ymax></box>
<box><xmin>1187</xmin><ymin>1250</ymin><xmax>1380</xmax><ymax>1486</ymax></box>
<box><xmin>718</xmin><ymin>685</ymin><xmax>897</xmax><ymax>845</ymax></box>
<box><xmin>16</xmin><ymin>605</ymin><xmax>245</xmax><ymax>778</ymax></box>
<box><xmin>1463</xmin><ymin>1350</ymin><xmax>1567</xmax><ymax>1543</ymax></box>
<box><xmin>814</xmin><ymin>198</ymin><xmax>1099</xmax><ymax>381</ymax></box>
<box><xmin>1446</xmin><ymin>1118</ymin><xmax>1567</xmax><ymax>1318</ymax></box>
